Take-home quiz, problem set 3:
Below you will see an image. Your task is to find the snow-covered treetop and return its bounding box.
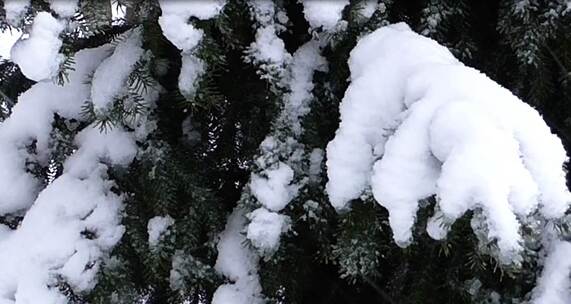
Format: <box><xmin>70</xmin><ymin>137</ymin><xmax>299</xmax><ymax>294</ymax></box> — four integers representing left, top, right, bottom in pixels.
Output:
<box><xmin>326</xmin><ymin>23</ymin><xmax>570</xmax><ymax>260</ymax></box>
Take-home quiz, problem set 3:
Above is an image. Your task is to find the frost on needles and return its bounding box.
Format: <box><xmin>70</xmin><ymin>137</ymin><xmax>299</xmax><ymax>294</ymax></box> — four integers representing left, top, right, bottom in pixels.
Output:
<box><xmin>326</xmin><ymin>23</ymin><xmax>570</xmax><ymax>260</ymax></box>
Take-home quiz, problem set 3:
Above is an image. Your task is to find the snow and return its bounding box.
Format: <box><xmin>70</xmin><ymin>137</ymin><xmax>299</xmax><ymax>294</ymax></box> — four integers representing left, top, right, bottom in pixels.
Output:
<box><xmin>147</xmin><ymin>215</ymin><xmax>174</xmax><ymax>247</ymax></box>
<box><xmin>0</xmin><ymin>29</ymin><xmax>21</xmax><ymax>59</ymax></box>
<box><xmin>158</xmin><ymin>0</ymin><xmax>226</xmax><ymax>98</ymax></box>
<box><xmin>0</xmin><ymin>124</ymin><xmax>135</xmax><ymax>302</ymax></box>
<box><xmin>10</xmin><ymin>12</ymin><xmax>64</xmax><ymax>81</ymax></box>
<box><xmin>212</xmin><ymin>209</ymin><xmax>263</xmax><ymax>304</ymax></box>
<box><xmin>159</xmin><ymin>0</ymin><xmax>226</xmax><ymax>20</ymax></box>
<box><xmin>533</xmin><ymin>241</ymin><xmax>571</xmax><ymax>304</ymax></box>
<box><xmin>3</xmin><ymin>0</ymin><xmax>30</xmax><ymax>26</ymax></box>
<box><xmin>178</xmin><ymin>54</ymin><xmax>205</xmax><ymax>99</ymax></box>
<box><xmin>246</xmin><ymin>0</ymin><xmax>291</xmax><ymax>79</ymax></box>
<box><xmin>246</xmin><ymin>208</ymin><xmax>290</xmax><ymax>254</ymax></box>
<box><xmin>0</xmin><ymin>45</ymin><xmax>112</xmax><ymax>215</ymax></box>
<box><xmin>48</xmin><ymin>0</ymin><xmax>79</xmax><ymax>18</ymax></box>
<box><xmin>157</xmin><ymin>8</ymin><xmax>204</xmax><ymax>52</ymax></box>
<box><xmin>280</xmin><ymin>40</ymin><xmax>327</xmax><ymax>136</ymax></box>
<box><xmin>215</xmin><ymin>27</ymin><xmax>328</xmax><ymax>301</ymax></box>
<box><xmin>250</xmin><ymin>26</ymin><xmax>289</xmax><ymax>65</ymax></box>
<box><xmin>359</xmin><ymin>0</ymin><xmax>378</xmax><ymax>19</ymax></box>
<box><xmin>91</xmin><ymin>29</ymin><xmax>144</xmax><ymax>111</ymax></box>
<box><xmin>250</xmin><ymin>162</ymin><xmax>298</xmax><ymax>212</ymax></box>
<box><xmin>0</xmin><ymin>27</ymin><xmax>156</xmax><ymax>299</ymax></box>
<box><xmin>302</xmin><ymin>0</ymin><xmax>349</xmax><ymax>31</ymax></box>
<box><xmin>326</xmin><ymin>23</ymin><xmax>570</xmax><ymax>257</ymax></box>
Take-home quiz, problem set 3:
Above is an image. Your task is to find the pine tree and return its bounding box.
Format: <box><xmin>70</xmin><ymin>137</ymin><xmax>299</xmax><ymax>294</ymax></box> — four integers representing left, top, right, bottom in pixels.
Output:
<box><xmin>0</xmin><ymin>1</ymin><xmax>570</xmax><ymax>303</ymax></box>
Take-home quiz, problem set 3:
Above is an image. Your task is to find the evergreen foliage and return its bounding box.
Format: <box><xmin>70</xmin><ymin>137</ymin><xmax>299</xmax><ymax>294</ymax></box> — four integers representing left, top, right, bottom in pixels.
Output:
<box><xmin>0</xmin><ymin>0</ymin><xmax>569</xmax><ymax>303</ymax></box>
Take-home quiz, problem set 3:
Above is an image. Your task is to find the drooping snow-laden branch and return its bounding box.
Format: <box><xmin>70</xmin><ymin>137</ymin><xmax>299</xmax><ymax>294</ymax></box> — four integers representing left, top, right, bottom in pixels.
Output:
<box><xmin>0</xmin><ymin>26</ymin><xmax>159</xmax><ymax>302</ymax></box>
<box><xmin>326</xmin><ymin>23</ymin><xmax>570</xmax><ymax>259</ymax></box>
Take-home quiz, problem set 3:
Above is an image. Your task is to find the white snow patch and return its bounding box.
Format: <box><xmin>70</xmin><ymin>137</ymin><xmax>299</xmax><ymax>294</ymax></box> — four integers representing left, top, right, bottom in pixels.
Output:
<box><xmin>147</xmin><ymin>215</ymin><xmax>174</xmax><ymax>247</ymax></box>
<box><xmin>250</xmin><ymin>162</ymin><xmax>299</xmax><ymax>212</ymax></box>
<box><xmin>212</xmin><ymin>208</ymin><xmax>263</xmax><ymax>304</ymax></box>
<box><xmin>303</xmin><ymin>0</ymin><xmax>349</xmax><ymax>31</ymax></box>
<box><xmin>0</xmin><ymin>124</ymin><xmax>136</xmax><ymax>302</ymax></box>
<box><xmin>246</xmin><ymin>0</ymin><xmax>291</xmax><ymax>78</ymax></box>
<box><xmin>10</xmin><ymin>12</ymin><xmax>65</xmax><ymax>81</ymax></box>
<box><xmin>178</xmin><ymin>54</ymin><xmax>205</xmax><ymax>99</ymax></box>
<box><xmin>533</xmin><ymin>241</ymin><xmax>571</xmax><ymax>304</ymax></box>
<box><xmin>91</xmin><ymin>29</ymin><xmax>144</xmax><ymax>110</ymax></box>
<box><xmin>281</xmin><ymin>40</ymin><xmax>327</xmax><ymax>136</ymax></box>
<box><xmin>359</xmin><ymin>0</ymin><xmax>378</xmax><ymax>19</ymax></box>
<box><xmin>159</xmin><ymin>0</ymin><xmax>226</xmax><ymax>20</ymax></box>
<box><xmin>0</xmin><ymin>45</ymin><xmax>112</xmax><ymax>214</ymax></box>
<box><xmin>246</xmin><ymin>208</ymin><xmax>290</xmax><ymax>254</ymax></box>
<box><xmin>249</xmin><ymin>26</ymin><xmax>289</xmax><ymax>65</ymax></box>
<box><xmin>48</xmin><ymin>0</ymin><xmax>79</xmax><ymax>18</ymax></box>
<box><xmin>3</xmin><ymin>0</ymin><xmax>30</xmax><ymax>26</ymax></box>
<box><xmin>158</xmin><ymin>0</ymin><xmax>226</xmax><ymax>99</ymax></box>
<box><xmin>0</xmin><ymin>29</ymin><xmax>22</xmax><ymax>59</ymax></box>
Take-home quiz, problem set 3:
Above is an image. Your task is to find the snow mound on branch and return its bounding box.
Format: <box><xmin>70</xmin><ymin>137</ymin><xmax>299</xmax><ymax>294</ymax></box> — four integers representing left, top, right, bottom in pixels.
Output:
<box><xmin>303</xmin><ymin>0</ymin><xmax>349</xmax><ymax>31</ymax></box>
<box><xmin>250</xmin><ymin>162</ymin><xmax>298</xmax><ymax>212</ymax></box>
<box><xmin>212</xmin><ymin>209</ymin><xmax>263</xmax><ymax>304</ymax></box>
<box><xmin>10</xmin><ymin>12</ymin><xmax>64</xmax><ymax>81</ymax></box>
<box><xmin>3</xmin><ymin>0</ymin><xmax>30</xmax><ymax>25</ymax></box>
<box><xmin>158</xmin><ymin>0</ymin><xmax>226</xmax><ymax>98</ymax></box>
<box><xmin>91</xmin><ymin>29</ymin><xmax>144</xmax><ymax>111</ymax></box>
<box><xmin>246</xmin><ymin>208</ymin><xmax>290</xmax><ymax>254</ymax></box>
<box><xmin>0</xmin><ymin>125</ymin><xmax>136</xmax><ymax>303</ymax></box>
<box><xmin>533</xmin><ymin>241</ymin><xmax>571</xmax><ymax>304</ymax></box>
<box><xmin>0</xmin><ymin>45</ymin><xmax>111</xmax><ymax>214</ymax></box>
<box><xmin>48</xmin><ymin>0</ymin><xmax>79</xmax><ymax>18</ymax></box>
<box><xmin>147</xmin><ymin>215</ymin><xmax>174</xmax><ymax>247</ymax></box>
<box><xmin>326</xmin><ymin>23</ymin><xmax>570</xmax><ymax>257</ymax></box>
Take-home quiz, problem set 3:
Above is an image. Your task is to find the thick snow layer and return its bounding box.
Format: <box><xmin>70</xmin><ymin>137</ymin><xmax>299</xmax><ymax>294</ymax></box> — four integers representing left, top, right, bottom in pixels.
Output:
<box><xmin>10</xmin><ymin>12</ymin><xmax>64</xmax><ymax>81</ymax></box>
<box><xmin>0</xmin><ymin>124</ymin><xmax>136</xmax><ymax>303</ymax></box>
<box><xmin>212</xmin><ymin>209</ymin><xmax>263</xmax><ymax>304</ymax></box>
<box><xmin>246</xmin><ymin>208</ymin><xmax>289</xmax><ymax>254</ymax></box>
<box><xmin>0</xmin><ymin>29</ymin><xmax>21</xmax><ymax>59</ymax></box>
<box><xmin>0</xmin><ymin>45</ymin><xmax>111</xmax><ymax>214</ymax></box>
<box><xmin>91</xmin><ymin>29</ymin><xmax>144</xmax><ymax>110</ymax></box>
<box><xmin>533</xmin><ymin>241</ymin><xmax>571</xmax><ymax>304</ymax></box>
<box><xmin>326</xmin><ymin>23</ymin><xmax>570</xmax><ymax>256</ymax></box>
<box><xmin>147</xmin><ymin>215</ymin><xmax>174</xmax><ymax>247</ymax></box>
<box><xmin>158</xmin><ymin>0</ymin><xmax>225</xmax><ymax>99</ymax></box>
<box><xmin>0</xmin><ymin>31</ymin><xmax>154</xmax><ymax>300</ymax></box>
<box><xmin>3</xmin><ymin>0</ymin><xmax>30</xmax><ymax>25</ymax></box>
<box><xmin>302</xmin><ymin>0</ymin><xmax>349</xmax><ymax>31</ymax></box>
<box><xmin>48</xmin><ymin>0</ymin><xmax>79</xmax><ymax>18</ymax></box>
<box><xmin>250</xmin><ymin>162</ymin><xmax>298</xmax><ymax>212</ymax></box>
